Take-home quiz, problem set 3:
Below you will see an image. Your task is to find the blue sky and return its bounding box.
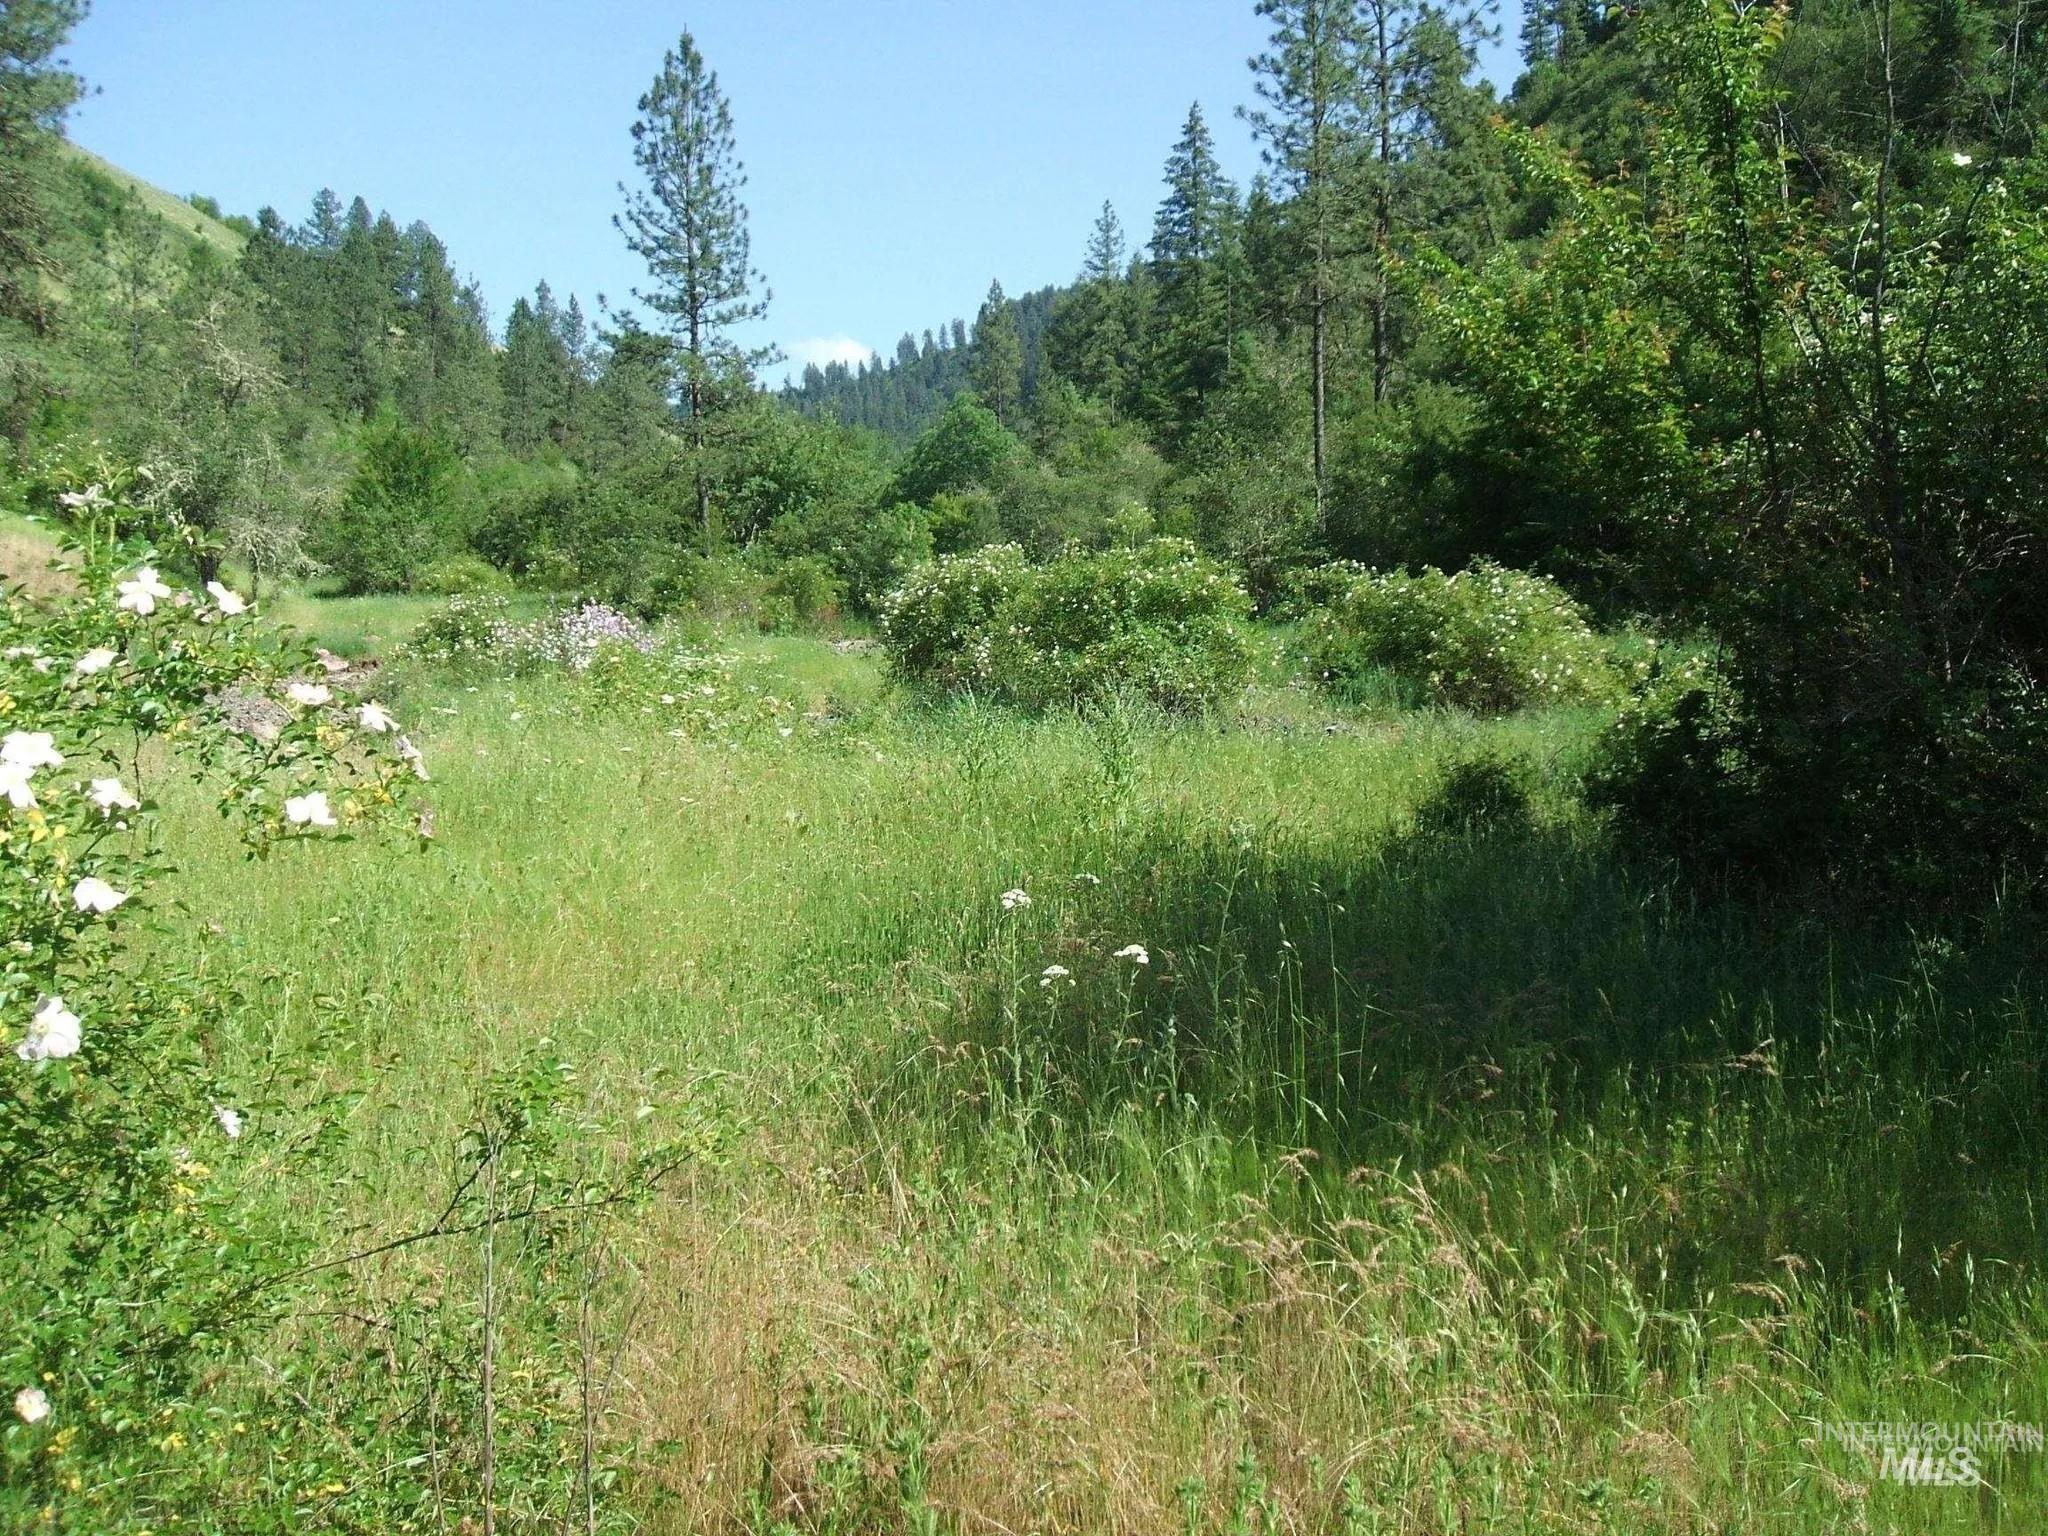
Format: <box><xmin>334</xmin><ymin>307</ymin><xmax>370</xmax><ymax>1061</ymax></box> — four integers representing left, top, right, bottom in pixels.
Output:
<box><xmin>66</xmin><ymin>1</ymin><xmax>1517</xmax><ymax>380</ymax></box>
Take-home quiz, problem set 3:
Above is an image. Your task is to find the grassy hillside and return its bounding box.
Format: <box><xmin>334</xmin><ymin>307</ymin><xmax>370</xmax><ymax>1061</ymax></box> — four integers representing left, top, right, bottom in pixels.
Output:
<box><xmin>57</xmin><ymin>140</ymin><xmax>246</xmax><ymax>259</ymax></box>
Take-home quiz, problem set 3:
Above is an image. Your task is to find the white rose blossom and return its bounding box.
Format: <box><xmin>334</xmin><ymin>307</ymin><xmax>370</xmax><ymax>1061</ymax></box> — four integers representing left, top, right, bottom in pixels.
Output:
<box><xmin>17</xmin><ymin>996</ymin><xmax>82</xmax><ymax>1063</ymax></box>
<box><xmin>72</xmin><ymin>877</ymin><xmax>129</xmax><ymax>915</ymax></box>
<box><xmin>89</xmin><ymin>777</ymin><xmax>139</xmax><ymax>812</ymax></box>
<box><xmin>115</xmin><ymin>566</ymin><xmax>174</xmax><ymax>615</ymax></box>
<box><xmin>205</xmin><ymin>580</ymin><xmax>248</xmax><ymax>616</ymax></box>
<box><xmin>13</xmin><ymin>1387</ymin><xmax>49</xmax><ymax>1424</ymax></box>
<box><xmin>0</xmin><ymin>762</ymin><xmax>37</xmax><ymax>811</ymax></box>
<box><xmin>73</xmin><ymin>647</ymin><xmax>118</xmax><ymax>676</ymax></box>
<box><xmin>283</xmin><ymin>791</ymin><xmax>338</xmax><ymax>828</ymax></box>
<box><xmin>286</xmin><ymin>681</ymin><xmax>333</xmax><ymax>708</ymax></box>
<box><xmin>2</xmin><ymin>731</ymin><xmax>63</xmax><ymax>769</ymax></box>
<box><xmin>356</xmin><ymin>701</ymin><xmax>396</xmax><ymax>733</ymax></box>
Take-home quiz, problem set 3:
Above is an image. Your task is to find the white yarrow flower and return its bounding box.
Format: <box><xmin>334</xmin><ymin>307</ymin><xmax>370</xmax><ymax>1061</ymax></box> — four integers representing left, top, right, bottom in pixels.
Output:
<box><xmin>90</xmin><ymin>776</ymin><xmax>139</xmax><ymax>811</ymax></box>
<box><xmin>1</xmin><ymin>731</ymin><xmax>62</xmax><ymax>769</ymax></box>
<box><xmin>13</xmin><ymin>1387</ymin><xmax>49</xmax><ymax>1424</ymax></box>
<box><xmin>73</xmin><ymin>647</ymin><xmax>118</xmax><ymax>676</ymax></box>
<box><xmin>283</xmin><ymin>791</ymin><xmax>337</xmax><ymax>828</ymax></box>
<box><xmin>17</xmin><ymin>995</ymin><xmax>81</xmax><ymax>1063</ymax></box>
<box><xmin>116</xmin><ymin>566</ymin><xmax>174</xmax><ymax>614</ymax></box>
<box><xmin>214</xmin><ymin>1104</ymin><xmax>244</xmax><ymax>1139</ymax></box>
<box><xmin>1039</xmin><ymin>964</ymin><xmax>1072</xmax><ymax>987</ymax></box>
<box><xmin>71</xmin><ymin>876</ymin><xmax>128</xmax><ymax>914</ymax></box>
<box><xmin>205</xmin><ymin>580</ymin><xmax>248</xmax><ymax>615</ymax></box>
<box><xmin>286</xmin><ymin>681</ymin><xmax>332</xmax><ymax>708</ymax></box>
<box><xmin>1000</xmin><ymin>888</ymin><xmax>1031</xmax><ymax>912</ymax></box>
<box><xmin>1113</xmin><ymin>944</ymin><xmax>1150</xmax><ymax>965</ymax></box>
<box><xmin>356</xmin><ymin>701</ymin><xmax>396</xmax><ymax>733</ymax></box>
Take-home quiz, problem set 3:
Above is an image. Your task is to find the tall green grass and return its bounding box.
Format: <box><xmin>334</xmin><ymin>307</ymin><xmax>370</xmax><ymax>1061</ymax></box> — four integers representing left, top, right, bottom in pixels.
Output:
<box><xmin>150</xmin><ymin>643</ymin><xmax>2048</xmax><ymax>1532</ymax></box>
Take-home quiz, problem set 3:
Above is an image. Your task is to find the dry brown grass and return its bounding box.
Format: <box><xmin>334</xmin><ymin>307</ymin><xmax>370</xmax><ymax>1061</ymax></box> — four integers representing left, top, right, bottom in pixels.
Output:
<box><xmin>0</xmin><ymin>515</ymin><xmax>75</xmax><ymax>599</ymax></box>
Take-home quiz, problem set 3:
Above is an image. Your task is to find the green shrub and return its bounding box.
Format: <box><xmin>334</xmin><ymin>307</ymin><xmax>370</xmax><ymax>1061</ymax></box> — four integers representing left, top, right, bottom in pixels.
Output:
<box><xmin>317</xmin><ymin>421</ymin><xmax>463</xmax><ymax>594</ymax></box>
<box><xmin>762</xmin><ymin>554</ymin><xmax>844</xmax><ymax>630</ymax></box>
<box><xmin>880</xmin><ymin>538</ymin><xmax>1255</xmax><ymax>714</ymax></box>
<box><xmin>1301</xmin><ymin>559</ymin><xmax>1620</xmax><ymax>715</ymax></box>
<box><xmin>1415</xmin><ymin>751</ymin><xmax>1537</xmax><ymax>838</ymax></box>
<box><xmin>416</xmin><ymin>552</ymin><xmax>513</xmax><ymax>596</ymax></box>
<box><xmin>404</xmin><ymin>591</ymin><xmax>512</xmax><ymax>663</ymax></box>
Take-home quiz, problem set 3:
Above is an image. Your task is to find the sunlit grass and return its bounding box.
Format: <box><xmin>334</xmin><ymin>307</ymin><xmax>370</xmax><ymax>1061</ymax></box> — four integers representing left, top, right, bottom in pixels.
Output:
<box><xmin>147</xmin><ymin>633</ymin><xmax>2048</xmax><ymax>1534</ymax></box>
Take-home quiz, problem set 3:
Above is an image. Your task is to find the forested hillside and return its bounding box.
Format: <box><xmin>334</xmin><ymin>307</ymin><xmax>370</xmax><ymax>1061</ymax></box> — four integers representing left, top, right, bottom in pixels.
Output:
<box><xmin>779</xmin><ymin>283</ymin><xmax>1059</xmax><ymax>444</ymax></box>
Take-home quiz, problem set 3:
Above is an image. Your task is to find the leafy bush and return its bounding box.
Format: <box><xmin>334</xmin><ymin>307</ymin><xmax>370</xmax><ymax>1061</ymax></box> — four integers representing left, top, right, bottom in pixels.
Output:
<box><xmin>1300</xmin><ymin>559</ymin><xmax>1621</xmax><ymax>715</ymax></box>
<box><xmin>0</xmin><ymin>475</ymin><xmax>427</xmax><ymax>1526</ymax></box>
<box><xmin>318</xmin><ymin>421</ymin><xmax>463</xmax><ymax>593</ymax></box>
<box><xmin>762</xmin><ymin>554</ymin><xmax>843</xmax><ymax>630</ymax></box>
<box><xmin>417</xmin><ymin>551</ymin><xmax>514</xmax><ymax>595</ymax></box>
<box><xmin>404</xmin><ymin>590</ymin><xmax>514</xmax><ymax>663</ymax></box>
<box><xmin>1415</xmin><ymin>751</ymin><xmax>1537</xmax><ymax>838</ymax></box>
<box><xmin>880</xmin><ymin>538</ymin><xmax>1255</xmax><ymax>714</ymax></box>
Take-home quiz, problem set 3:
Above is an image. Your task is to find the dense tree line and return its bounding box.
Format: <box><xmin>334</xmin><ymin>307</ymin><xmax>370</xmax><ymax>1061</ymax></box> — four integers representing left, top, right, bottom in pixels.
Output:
<box><xmin>3</xmin><ymin>2</ymin><xmax>2045</xmax><ymax>883</ymax></box>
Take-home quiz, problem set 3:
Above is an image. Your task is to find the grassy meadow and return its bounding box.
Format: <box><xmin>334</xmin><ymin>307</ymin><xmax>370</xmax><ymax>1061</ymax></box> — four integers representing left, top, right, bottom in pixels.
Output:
<box><xmin>137</xmin><ymin>618</ymin><xmax>2047</xmax><ymax>1534</ymax></box>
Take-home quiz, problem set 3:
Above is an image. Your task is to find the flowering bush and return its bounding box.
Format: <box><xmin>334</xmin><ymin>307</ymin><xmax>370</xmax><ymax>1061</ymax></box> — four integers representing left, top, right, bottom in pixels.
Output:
<box><xmin>406</xmin><ymin>595</ymin><xmax>795</xmax><ymax>738</ymax></box>
<box><xmin>879</xmin><ymin>539</ymin><xmax>1255</xmax><ymax>713</ymax></box>
<box><xmin>0</xmin><ymin>476</ymin><xmax>428</xmax><ymax>1527</ymax></box>
<box><xmin>1299</xmin><ymin>559</ymin><xmax>1622</xmax><ymax>715</ymax></box>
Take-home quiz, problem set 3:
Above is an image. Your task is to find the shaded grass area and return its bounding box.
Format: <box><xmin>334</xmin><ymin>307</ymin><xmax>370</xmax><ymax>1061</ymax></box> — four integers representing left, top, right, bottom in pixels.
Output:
<box><xmin>148</xmin><ymin>644</ymin><xmax>2047</xmax><ymax>1533</ymax></box>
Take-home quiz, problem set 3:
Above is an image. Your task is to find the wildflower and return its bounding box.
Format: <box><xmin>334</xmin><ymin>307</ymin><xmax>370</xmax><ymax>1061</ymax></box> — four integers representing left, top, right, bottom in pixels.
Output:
<box><xmin>356</xmin><ymin>701</ymin><xmax>396</xmax><ymax>733</ymax></box>
<box><xmin>205</xmin><ymin>580</ymin><xmax>248</xmax><ymax>616</ymax></box>
<box><xmin>213</xmin><ymin>1104</ymin><xmax>244</xmax><ymax>1139</ymax></box>
<box><xmin>1039</xmin><ymin>964</ymin><xmax>1071</xmax><ymax>987</ymax></box>
<box><xmin>72</xmin><ymin>877</ymin><xmax>128</xmax><ymax>914</ymax></box>
<box><xmin>116</xmin><ymin>566</ymin><xmax>174</xmax><ymax>615</ymax></box>
<box><xmin>73</xmin><ymin>647</ymin><xmax>117</xmax><ymax>676</ymax></box>
<box><xmin>17</xmin><ymin>996</ymin><xmax>81</xmax><ymax>1063</ymax></box>
<box><xmin>286</xmin><ymin>681</ymin><xmax>332</xmax><ymax>708</ymax></box>
<box><xmin>2</xmin><ymin>731</ymin><xmax>62</xmax><ymax>769</ymax></box>
<box><xmin>283</xmin><ymin>791</ymin><xmax>337</xmax><ymax>828</ymax></box>
<box><xmin>1952</xmin><ymin>151</ymin><xmax>1973</xmax><ymax>167</ymax></box>
<box><xmin>0</xmin><ymin>762</ymin><xmax>36</xmax><ymax>810</ymax></box>
<box><xmin>90</xmin><ymin>777</ymin><xmax>139</xmax><ymax>812</ymax></box>
<box><xmin>1000</xmin><ymin>888</ymin><xmax>1031</xmax><ymax>912</ymax></box>
<box><xmin>1072</xmin><ymin>873</ymin><xmax>1101</xmax><ymax>888</ymax></box>
<box><xmin>1113</xmin><ymin>944</ymin><xmax>1150</xmax><ymax>965</ymax></box>
<box><xmin>13</xmin><ymin>1387</ymin><xmax>49</xmax><ymax>1424</ymax></box>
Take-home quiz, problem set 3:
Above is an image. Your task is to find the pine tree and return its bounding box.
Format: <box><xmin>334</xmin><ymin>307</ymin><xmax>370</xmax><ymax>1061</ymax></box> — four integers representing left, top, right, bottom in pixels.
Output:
<box><xmin>1046</xmin><ymin>201</ymin><xmax>1137</xmax><ymax>411</ymax></box>
<box><xmin>1147</xmin><ymin>103</ymin><xmax>1239</xmax><ymax>445</ymax></box>
<box><xmin>969</xmin><ymin>279</ymin><xmax>1023</xmax><ymax>425</ymax></box>
<box><xmin>1357</xmin><ymin>0</ymin><xmax>1494</xmax><ymax>393</ymax></box>
<box><xmin>0</xmin><ymin>0</ymin><xmax>84</xmax><ymax>338</ymax></box>
<box><xmin>1083</xmin><ymin>200</ymin><xmax>1126</xmax><ymax>281</ymax></box>
<box><xmin>616</xmin><ymin>29</ymin><xmax>773</xmax><ymax>549</ymax></box>
<box><xmin>1246</xmin><ymin>0</ymin><xmax>1364</xmax><ymax>525</ymax></box>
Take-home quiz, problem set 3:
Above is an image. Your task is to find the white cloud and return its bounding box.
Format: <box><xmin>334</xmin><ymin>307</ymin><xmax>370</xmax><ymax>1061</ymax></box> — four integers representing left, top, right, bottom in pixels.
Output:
<box><xmin>787</xmin><ymin>335</ymin><xmax>875</xmax><ymax>372</ymax></box>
